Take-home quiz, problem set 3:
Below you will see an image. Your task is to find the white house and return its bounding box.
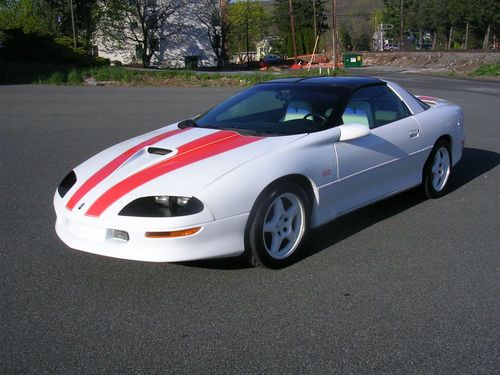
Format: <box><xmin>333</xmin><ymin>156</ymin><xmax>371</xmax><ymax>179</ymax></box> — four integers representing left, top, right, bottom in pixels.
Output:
<box><xmin>156</xmin><ymin>1</ymin><xmax>218</xmax><ymax>68</ymax></box>
<box><xmin>95</xmin><ymin>0</ymin><xmax>218</xmax><ymax>68</ymax></box>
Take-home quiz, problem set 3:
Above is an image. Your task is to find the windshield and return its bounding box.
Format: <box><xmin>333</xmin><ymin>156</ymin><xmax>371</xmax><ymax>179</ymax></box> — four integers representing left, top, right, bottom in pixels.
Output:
<box><xmin>194</xmin><ymin>83</ymin><xmax>350</xmax><ymax>136</ymax></box>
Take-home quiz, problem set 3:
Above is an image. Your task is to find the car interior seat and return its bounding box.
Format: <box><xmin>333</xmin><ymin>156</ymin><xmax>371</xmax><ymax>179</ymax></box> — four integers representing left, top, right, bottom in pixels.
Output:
<box><xmin>342</xmin><ymin>101</ymin><xmax>372</xmax><ymax>128</ymax></box>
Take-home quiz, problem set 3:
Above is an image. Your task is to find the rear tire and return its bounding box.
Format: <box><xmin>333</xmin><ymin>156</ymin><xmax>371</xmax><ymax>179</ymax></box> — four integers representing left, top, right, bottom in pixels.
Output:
<box><xmin>423</xmin><ymin>140</ymin><xmax>452</xmax><ymax>199</ymax></box>
<box><xmin>245</xmin><ymin>183</ymin><xmax>309</xmax><ymax>269</ymax></box>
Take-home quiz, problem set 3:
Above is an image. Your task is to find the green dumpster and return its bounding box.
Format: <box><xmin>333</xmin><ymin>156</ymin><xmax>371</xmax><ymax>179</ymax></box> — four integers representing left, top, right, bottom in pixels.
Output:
<box><xmin>343</xmin><ymin>53</ymin><xmax>363</xmax><ymax>68</ymax></box>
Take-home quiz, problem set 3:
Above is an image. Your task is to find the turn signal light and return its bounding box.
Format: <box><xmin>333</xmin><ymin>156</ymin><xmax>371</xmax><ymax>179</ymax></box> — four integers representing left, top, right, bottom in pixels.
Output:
<box><xmin>145</xmin><ymin>227</ymin><xmax>201</xmax><ymax>238</ymax></box>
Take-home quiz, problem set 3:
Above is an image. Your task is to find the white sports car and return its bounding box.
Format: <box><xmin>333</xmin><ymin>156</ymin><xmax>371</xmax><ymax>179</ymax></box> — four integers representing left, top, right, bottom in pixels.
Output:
<box><xmin>54</xmin><ymin>77</ymin><xmax>464</xmax><ymax>268</ymax></box>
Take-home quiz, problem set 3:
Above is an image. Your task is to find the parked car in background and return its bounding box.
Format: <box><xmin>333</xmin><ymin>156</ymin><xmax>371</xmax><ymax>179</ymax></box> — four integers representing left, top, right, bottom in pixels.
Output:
<box><xmin>384</xmin><ymin>43</ymin><xmax>400</xmax><ymax>51</ymax></box>
<box><xmin>263</xmin><ymin>54</ymin><xmax>282</xmax><ymax>63</ymax></box>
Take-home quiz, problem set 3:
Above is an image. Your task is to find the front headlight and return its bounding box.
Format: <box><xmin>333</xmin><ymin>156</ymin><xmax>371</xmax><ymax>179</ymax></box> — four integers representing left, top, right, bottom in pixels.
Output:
<box><xmin>154</xmin><ymin>195</ymin><xmax>190</xmax><ymax>207</ymax></box>
<box><xmin>118</xmin><ymin>196</ymin><xmax>204</xmax><ymax>217</ymax></box>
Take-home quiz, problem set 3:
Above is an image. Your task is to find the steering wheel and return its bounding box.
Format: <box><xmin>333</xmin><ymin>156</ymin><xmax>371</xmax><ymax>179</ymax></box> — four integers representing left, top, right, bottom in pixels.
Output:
<box><xmin>303</xmin><ymin>112</ymin><xmax>327</xmax><ymax>124</ymax></box>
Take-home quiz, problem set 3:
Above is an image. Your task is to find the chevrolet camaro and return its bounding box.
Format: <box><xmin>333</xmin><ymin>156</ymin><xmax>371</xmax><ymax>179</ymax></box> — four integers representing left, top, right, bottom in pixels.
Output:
<box><xmin>54</xmin><ymin>77</ymin><xmax>465</xmax><ymax>268</ymax></box>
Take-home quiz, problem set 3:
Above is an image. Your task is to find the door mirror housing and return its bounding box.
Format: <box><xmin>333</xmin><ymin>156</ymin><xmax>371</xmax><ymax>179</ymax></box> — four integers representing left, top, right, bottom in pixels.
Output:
<box><xmin>338</xmin><ymin>124</ymin><xmax>371</xmax><ymax>141</ymax></box>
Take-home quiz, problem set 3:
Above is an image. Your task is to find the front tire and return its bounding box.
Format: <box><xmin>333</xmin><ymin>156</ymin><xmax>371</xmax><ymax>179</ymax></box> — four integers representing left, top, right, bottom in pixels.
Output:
<box><xmin>245</xmin><ymin>183</ymin><xmax>309</xmax><ymax>268</ymax></box>
<box><xmin>423</xmin><ymin>140</ymin><xmax>452</xmax><ymax>198</ymax></box>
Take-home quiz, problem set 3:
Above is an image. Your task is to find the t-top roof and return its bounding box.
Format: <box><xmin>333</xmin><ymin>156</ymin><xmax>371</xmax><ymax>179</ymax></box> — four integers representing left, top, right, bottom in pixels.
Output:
<box><xmin>265</xmin><ymin>76</ymin><xmax>384</xmax><ymax>89</ymax></box>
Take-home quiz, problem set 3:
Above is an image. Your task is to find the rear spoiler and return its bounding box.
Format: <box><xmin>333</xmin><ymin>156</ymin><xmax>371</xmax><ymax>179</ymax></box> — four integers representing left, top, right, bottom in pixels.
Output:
<box><xmin>416</xmin><ymin>95</ymin><xmax>440</xmax><ymax>106</ymax></box>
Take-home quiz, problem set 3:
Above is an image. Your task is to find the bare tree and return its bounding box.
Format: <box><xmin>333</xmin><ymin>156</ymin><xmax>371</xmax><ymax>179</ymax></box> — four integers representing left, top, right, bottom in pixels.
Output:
<box><xmin>197</xmin><ymin>0</ymin><xmax>230</xmax><ymax>67</ymax></box>
<box><xmin>97</xmin><ymin>0</ymin><xmax>184</xmax><ymax>67</ymax></box>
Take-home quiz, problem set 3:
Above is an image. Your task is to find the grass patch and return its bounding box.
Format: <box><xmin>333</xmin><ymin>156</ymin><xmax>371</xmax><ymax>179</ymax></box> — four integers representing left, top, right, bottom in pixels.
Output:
<box><xmin>74</xmin><ymin>67</ymin><xmax>345</xmax><ymax>87</ymax></box>
<box><xmin>469</xmin><ymin>63</ymin><xmax>500</xmax><ymax>77</ymax></box>
<box><xmin>1</xmin><ymin>63</ymin><xmax>345</xmax><ymax>87</ymax></box>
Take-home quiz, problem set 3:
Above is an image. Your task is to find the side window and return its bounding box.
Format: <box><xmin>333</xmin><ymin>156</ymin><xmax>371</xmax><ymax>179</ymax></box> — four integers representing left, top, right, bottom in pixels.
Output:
<box><xmin>371</xmin><ymin>89</ymin><xmax>409</xmax><ymax>128</ymax></box>
<box><xmin>343</xmin><ymin>85</ymin><xmax>410</xmax><ymax>129</ymax></box>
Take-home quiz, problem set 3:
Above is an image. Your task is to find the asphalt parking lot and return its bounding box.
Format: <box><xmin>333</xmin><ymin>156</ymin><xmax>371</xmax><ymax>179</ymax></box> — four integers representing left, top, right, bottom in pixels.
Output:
<box><xmin>1</xmin><ymin>74</ymin><xmax>499</xmax><ymax>374</ymax></box>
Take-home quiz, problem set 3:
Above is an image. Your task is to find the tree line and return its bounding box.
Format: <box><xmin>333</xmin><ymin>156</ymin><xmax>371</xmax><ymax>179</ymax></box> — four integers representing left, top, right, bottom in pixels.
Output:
<box><xmin>382</xmin><ymin>0</ymin><xmax>500</xmax><ymax>50</ymax></box>
<box><xmin>1</xmin><ymin>0</ymin><xmax>498</xmax><ymax>70</ymax></box>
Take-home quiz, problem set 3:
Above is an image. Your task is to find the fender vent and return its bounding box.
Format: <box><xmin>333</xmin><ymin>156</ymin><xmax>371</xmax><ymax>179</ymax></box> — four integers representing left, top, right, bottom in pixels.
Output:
<box><xmin>147</xmin><ymin>147</ymin><xmax>172</xmax><ymax>156</ymax></box>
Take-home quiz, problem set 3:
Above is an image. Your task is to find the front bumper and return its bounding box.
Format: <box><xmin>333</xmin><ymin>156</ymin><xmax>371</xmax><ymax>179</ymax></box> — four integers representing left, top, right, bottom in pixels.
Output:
<box><xmin>54</xmin><ymin>195</ymin><xmax>248</xmax><ymax>262</ymax></box>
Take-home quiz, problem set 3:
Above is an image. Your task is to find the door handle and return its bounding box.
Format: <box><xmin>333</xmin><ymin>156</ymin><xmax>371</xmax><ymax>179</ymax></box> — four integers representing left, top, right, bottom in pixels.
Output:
<box><xmin>409</xmin><ymin>129</ymin><xmax>420</xmax><ymax>138</ymax></box>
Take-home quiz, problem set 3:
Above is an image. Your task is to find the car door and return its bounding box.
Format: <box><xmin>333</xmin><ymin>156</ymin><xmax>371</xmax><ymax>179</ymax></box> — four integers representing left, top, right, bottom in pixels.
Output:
<box><xmin>333</xmin><ymin>84</ymin><xmax>424</xmax><ymax>214</ymax></box>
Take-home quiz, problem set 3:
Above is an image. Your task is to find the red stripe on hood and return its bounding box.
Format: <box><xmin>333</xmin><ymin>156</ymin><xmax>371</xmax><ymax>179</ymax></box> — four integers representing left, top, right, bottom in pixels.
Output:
<box><xmin>85</xmin><ymin>131</ymin><xmax>262</xmax><ymax>217</ymax></box>
<box><xmin>66</xmin><ymin>128</ymin><xmax>188</xmax><ymax>211</ymax></box>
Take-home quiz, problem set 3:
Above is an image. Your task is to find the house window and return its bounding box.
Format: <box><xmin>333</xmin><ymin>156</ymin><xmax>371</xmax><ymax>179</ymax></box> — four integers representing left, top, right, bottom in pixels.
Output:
<box><xmin>130</xmin><ymin>21</ymin><xmax>138</xmax><ymax>30</ymax></box>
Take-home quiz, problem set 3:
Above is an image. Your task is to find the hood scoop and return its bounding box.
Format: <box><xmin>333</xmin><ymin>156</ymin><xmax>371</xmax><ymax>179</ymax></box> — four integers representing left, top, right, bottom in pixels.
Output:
<box><xmin>117</xmin><ymin>146</ymin><xmax>175</xmax><ymax>172</ymax></box>
<box><xmin>147</xmin><ymin>147</ymin><xmax>172</xmax><ymax>156</ymax></box>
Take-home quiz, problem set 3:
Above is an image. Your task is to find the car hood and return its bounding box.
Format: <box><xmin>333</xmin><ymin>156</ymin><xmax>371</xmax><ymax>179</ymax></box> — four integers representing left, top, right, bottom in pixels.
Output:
<box><xmin>65</xmin><ymin>124</ymin><xmax>305</xmax><ymax>218</ymax></box>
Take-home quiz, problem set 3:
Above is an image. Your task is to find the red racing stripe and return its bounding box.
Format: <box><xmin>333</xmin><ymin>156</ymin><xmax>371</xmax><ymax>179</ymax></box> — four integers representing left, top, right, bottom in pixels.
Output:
<box><xmin>85</xmin><ymin>131</ymin><xmax>262</xmax><ymax>217</ymax></box>
<box><xmin>66</xmin><ymin>128</ymin><xmax>188</xmax><ymax>211</ymax></box>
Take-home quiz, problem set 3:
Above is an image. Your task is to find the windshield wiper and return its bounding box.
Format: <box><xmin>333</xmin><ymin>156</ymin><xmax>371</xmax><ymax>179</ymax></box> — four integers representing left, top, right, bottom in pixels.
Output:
<box><xmin>224</xmin><ymin>128</ymin><xmax>283</xmax><ymax>137</ymax></box>
<box><xmin>178</xmin><ymin>119</ymin><xmax>199</xmax><ymax>129</ymax></box>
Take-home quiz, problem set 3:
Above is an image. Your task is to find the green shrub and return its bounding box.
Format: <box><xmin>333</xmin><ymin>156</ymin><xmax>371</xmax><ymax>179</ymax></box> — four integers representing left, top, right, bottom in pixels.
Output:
<box><xmin>48</xmin><ymin>71</ymin><xmax>66</xmax><ymax>84</ymax></box>
<box><xmin>94</xmin><ymin>56</ymin><xmax>110</xmax><ymax>66</ymax></box>
<box><xmin>92</xmin><ymin>66</ymin><xmax>112</xmax><ymax>81</ymax></box>
<box><xmin>93</xmin><ymin>67</ymin><xmax>122</xmax><ymax>81</ymax></box>
<box><xmin>0</xmin><ymin>28</ymin><xmax>109</xmax><ymax>84</ymax></box>
<box><xmin>470</xmin><ymin>63</ymin><xmax>500</xmax><ymax>77</ymax></box>
<box><xmin>67</xmin><ymin>69</ymin><xmax>83</xmax><ymax>85</ymax></box>
<box><xmin>54</xmin><ymin>36</ymin><xmax>76</xmax><ymax>49</ymax></box>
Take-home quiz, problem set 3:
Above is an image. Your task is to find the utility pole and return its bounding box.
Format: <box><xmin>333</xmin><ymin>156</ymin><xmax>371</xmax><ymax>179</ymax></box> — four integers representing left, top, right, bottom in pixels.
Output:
<box><xmin>288</xmin><ymin>0</ymin><xmax>298</xmax><ymax>64</ymax></box>
<box><xmin>332</xmin><ymin>0</ymin><xmax>338</xmax><ymax>69</ymax></box>
<box><xmin>69</xmin><ymin>0</ymin><xmax>76</xmax><ymax>48</ymax></box>
<box><xmin>312</xmin><ymin>0</ymin><xmax>317</xmax><ymax>41</ymax></box>
<box><xmin>399</xmin><ymin>0</ymin><xmax>404</xmax><ymax>48</ymax></box>
<box><xmin>246</xmin><ymin>0</ymin><xmax>250</xmax><ymax>68</ymax></box>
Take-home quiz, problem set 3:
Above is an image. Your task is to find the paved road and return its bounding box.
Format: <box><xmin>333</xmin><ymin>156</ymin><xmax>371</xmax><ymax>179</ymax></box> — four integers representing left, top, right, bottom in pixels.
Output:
<box><xmin>0</xmin><ymin>75</ymin><xmax>499</xmax><ymax>374</ymax></box>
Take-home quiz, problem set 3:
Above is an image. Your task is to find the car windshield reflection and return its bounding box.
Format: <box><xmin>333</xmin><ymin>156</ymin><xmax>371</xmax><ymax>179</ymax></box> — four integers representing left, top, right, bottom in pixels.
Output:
<box><xmin>195</xmin><ymin>83</ymin><xmax>349</xmax><ymax>136</ymax></box>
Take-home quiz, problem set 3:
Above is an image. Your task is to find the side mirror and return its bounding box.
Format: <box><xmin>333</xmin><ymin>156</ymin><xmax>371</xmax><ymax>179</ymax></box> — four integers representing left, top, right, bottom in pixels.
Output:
<box><xmin>338</xmin><ymin>124</ymin><xmax>371</xmax><ymax>141</ymax></box>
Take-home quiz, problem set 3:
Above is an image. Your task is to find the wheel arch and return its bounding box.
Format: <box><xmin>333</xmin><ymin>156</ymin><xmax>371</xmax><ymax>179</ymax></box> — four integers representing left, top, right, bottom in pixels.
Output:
<box><xmin>245</xmin><ymin>174</ymin><xmax>317</xmax><ymax>239</ymax></box>
<box><xmin>254</xmin><ymin>174</ymin><xmax>317</xmax><ymax>214</ymax></box>
<box><xmin>423</xmin><ymin>134</ymin><xmax>453</xmax><ymax>180</ymax></box>
<box><xmin>437</xmin><ymin>134</ymin><xmax>452</xmax><ymax>151</ymax></box>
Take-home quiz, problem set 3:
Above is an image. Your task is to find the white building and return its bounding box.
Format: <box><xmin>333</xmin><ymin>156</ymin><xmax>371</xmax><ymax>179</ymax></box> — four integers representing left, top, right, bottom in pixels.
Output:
<box><xmin>96</xmin><ymin>0</ymin><xmax>218</xmax><ymax>68</ymax></box>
